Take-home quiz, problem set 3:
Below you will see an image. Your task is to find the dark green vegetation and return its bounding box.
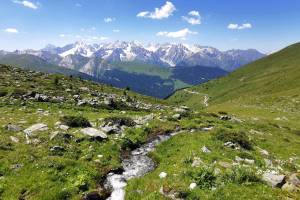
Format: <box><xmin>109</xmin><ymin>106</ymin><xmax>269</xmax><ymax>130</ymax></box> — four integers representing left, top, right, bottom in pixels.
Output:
<box><xmin>1</xmin><ymin>42</ymin><xmax>300</xmax><ymax>200</ymax></box>
<box><xmin>60</xmin><ymin>116</ymin><xmax>91</xmax><ymax>128</ymax></box>
<box><xmin>0</xmin><ymin>54</ymin><xmax>227</xmax><ymax>98</ymax></box>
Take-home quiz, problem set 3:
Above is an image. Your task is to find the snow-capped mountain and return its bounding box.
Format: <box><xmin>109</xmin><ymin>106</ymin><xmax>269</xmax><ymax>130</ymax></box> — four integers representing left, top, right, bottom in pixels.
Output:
<box><xmin>5</xmin><ymin>41</ymin><xmax>265</xmax><ymax>73</ymax></box>
<box><xmin>49</xmin><ymin>41</ymin><xmax>264</xmax><ymax>71</ymax></box>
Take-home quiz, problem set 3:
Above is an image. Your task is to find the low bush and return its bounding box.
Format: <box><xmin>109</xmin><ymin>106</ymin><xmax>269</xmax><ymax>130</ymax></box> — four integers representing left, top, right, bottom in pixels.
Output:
<box><xmin>60</xmin><ymin>116</ymin><xmax>91</xmax><ymax>128</ymax></box>
<box><xmin>104</xmin><ymin>116</ymin><xmax>136</xmax><ymax>127</ymax></box>
<box><xmin>121</xmin><ymin>128</ymin><xmax>146</xmax><ymax>150</ymax></box>
<box><xmin>221</xmin><ymin>166</ymin><xmax>261</xmax><ymax>184</ymax></box>
<box><xmin>190</xmin><ymin>166</ymin><xmax>217</xmax><ymax>189</ymax></box>
<box><xmin>10</xmin><ymin>88</ymin><xmax>26</xmax><ymax>98</ymax></box>
<box><xmin>214</xmin><ymin>129</ymin><xmax>253</xmax><ymax>150</ymax></box>
<box><xmin>0</xmin><ymin>88</ymin><xmax>8</xmax><ymax>97</ymax></box>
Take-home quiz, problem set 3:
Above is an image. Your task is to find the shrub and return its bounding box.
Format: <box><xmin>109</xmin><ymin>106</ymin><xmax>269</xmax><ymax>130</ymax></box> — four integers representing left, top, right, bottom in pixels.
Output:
<box><xmin>121</xmin><ymin>128</ymin><xmax>146</xmax><ymax>150</ymax></box>
<box><xmin>0</xmin><ymin>88</ymin><xmax>8</xmax><ymax>97</ymax></box>
<box><xmin>214</xmin><ymin>129</ymin><xmax>253</xmax><ymax>150</ymax></box>
<box><xmin>54</xmin><ymin>76</ymin><xmax>60</xmax><ymax>86</ymax></box>
<box><xmin>221</xmin><ymin>166</ymin><xmax>261</xmax><ymax>184</ymax></box>
<box><xmin>10</xmin><ymin>88</ymin><xmax>26</xmax><ymax>98</ymax></box>
<box><xmin>104</xmin><ymin>116</ymin><xmax>136</xmax><ymax>127</ymax></box>
<box><xmin>60</xmin><ymin>116</ymin><xmax>91</xmax><ymax>128</ymax></box>
<box><xmin>191</xmin><ymin>166</ymin><xmax>216</xmax><ymax>189</ymax></box>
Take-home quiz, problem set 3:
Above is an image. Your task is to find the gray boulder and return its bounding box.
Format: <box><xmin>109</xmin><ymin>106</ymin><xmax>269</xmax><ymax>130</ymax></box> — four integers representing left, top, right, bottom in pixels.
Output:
<box><xmin>262</xmin><ymin>173</ymin><xmax>285</xmax><ymax>187</ymax></box>
<box><xmin>6</xmin><ymin>124</ymin><xmax>22</xmax><ymax>132</ymax></box>
<box><xmin>24</xmin><ymin>123</ymin><xmax>48</xmax><ymax>136</ymax></box>
<box><xmin>81</xmin><ymin>128</ymin><xmax>107</xmax><ymax>139</ymax></box>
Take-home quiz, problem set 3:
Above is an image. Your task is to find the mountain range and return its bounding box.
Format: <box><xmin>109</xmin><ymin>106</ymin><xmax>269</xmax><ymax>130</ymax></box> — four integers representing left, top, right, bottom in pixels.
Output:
<box><xmin>0</xmin><ymin>41</ymin><xmax>265</xmax><ymax>98</ymax></box>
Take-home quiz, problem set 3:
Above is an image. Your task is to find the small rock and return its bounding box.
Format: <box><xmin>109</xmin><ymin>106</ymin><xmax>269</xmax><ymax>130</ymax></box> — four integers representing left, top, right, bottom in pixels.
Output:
<box><xmin>189</xmin><ymin>183</ymin><xmax>197</xmax><ymax>190</ymax></box>
<box><xmin>172</xmin><ymin>114</ymin><xmax>181</xmax><ymax>120</ymax></box>
<box><xmin>50</xmin><ymin>131</ymin><xmax>59</xmax><ymax>140</ymax></box>
<box><xmin>10</xmin><ymin>136</ymin><xmax>19</xmax><ymax>143</ymax></box>
<box><xmin>24</xmin><ymin>123</ymin><xmax>48</xmax><ymax>136</ymax></box>
<box><xmin>220</xmin><ymin>115</ymin><xmax>231</xmax><ymax>120</ymax></box>
<box><xmin>219</xmin><ymin>161</ymin><xmax>232</xmax><ymax>169</ymax></box>
<box><xmin>191</xmin><ymin>157</ymin><xmax>203</xmax><ymax>168</ymax></box>
<box><xmin>159</xmin><ymin>172</ymin><xmax>167</xmax><ymax>179</ymax></box>
<box><xmin>262</xmin><ymin>172</ymin><xmax>285</xmax><ymax>187</ymax></box>
<box><xmin>235</xmin><ymin>156</ymin><xmax>244</xmax><ymax>163</ymax></box>
<box><xmin>224</xmin><ymin>141</ymin><xmax>240</xmax><ymax>149</ymax></box>
<box><xmin>202</xmin><ymin>126</ymin><xmax>214</xmax><ymax>131</ymax></box>
<box><xmin>81</xmin><ymin>128</ymin><xmax>107</xmax><ymax>139</ymax></box>
<box><xmin>244</xmin><ymin>158</ymin><xmax>255</xmax><ymax>165</ymax></box>
<box><xmin>201</xmin><ymin>146</ymin><xmax>211</xmax><ymax>153</ymax></box>
<box><xmin>54</xmin><ymin>121</ymin><xmax>61</xmax><ymax>126</ymax></box>
<box><xmin>259</xmin><ymin>148</ymin><xmax>269</xmax><ymax>156</ymax></box>
<box><xmin>6</xmin><ymin>124</ymin><xmax>22</xmax><ymax>132</ymax></box>
<box><xmin>288</xmin><ymin>173</ymin><xmax>300</xmax><ymax>187</ymax></box>
<box><xmin>59</xmin><ymin>125</ymin><xmax>69</xmax><ymax>131</ymax></box>
<box><xmin>281</xmin><ymin>182</ymin><xmax>299</xmax><ymax>192</ymax></box>
<box><xmin>50</xmin><ymin>146</ymin><xmax>65</xmax><ymax>152</ymax></box>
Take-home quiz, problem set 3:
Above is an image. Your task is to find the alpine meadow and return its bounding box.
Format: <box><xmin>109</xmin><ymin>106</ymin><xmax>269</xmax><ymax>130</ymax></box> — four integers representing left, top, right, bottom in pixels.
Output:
<box><xmin>0</xmin><ymin>1</ymin><xmax>300</xmax><ymax>200</ymax></box>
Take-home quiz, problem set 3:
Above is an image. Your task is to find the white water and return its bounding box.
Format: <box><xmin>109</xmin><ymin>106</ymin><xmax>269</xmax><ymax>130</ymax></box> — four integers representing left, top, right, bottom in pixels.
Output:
<box><xmin>105</xmin><ymin>131</ymin><xmax>182</xmax><ymax>200</ymax></box>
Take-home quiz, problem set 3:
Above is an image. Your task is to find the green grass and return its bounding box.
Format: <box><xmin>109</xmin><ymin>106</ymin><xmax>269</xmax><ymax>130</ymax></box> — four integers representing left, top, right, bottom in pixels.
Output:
<box><xmin>1</xmin><ymin>48</ymin><xmax>300</xmax><ymax>200</ymax></box>
<box><xmin>112</xmin><ymin>61</ymin><xmax>172</xmax><ymax>79</ymax></box>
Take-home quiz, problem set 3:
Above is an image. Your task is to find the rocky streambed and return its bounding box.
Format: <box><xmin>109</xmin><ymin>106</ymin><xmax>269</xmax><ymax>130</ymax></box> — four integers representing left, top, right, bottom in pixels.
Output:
<box><xmin>104</xmin><ymin>131</ymin><xmax>183</xmax><ymax>200</ymax></box>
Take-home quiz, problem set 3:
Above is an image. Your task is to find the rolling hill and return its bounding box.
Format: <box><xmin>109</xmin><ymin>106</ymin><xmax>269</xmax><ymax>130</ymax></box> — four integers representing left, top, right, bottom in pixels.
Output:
<box><xmin>168</xmin><ymin>42</ymin><xmax>300</xmax><ymax>128</ymax></box>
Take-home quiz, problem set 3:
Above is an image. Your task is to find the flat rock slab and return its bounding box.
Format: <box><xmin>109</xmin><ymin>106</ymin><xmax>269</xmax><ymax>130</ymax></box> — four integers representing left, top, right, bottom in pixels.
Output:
<box><xmin>262</xmin><ymin>173</ymin><xmax>285</xmax><ymax>187</ymax></box>
<box><xmin>81</xmin><ymin>128</ymin><xmax>107</xmax><ymax>139</ymax></box>
<box><xmin>24</xmin><ymin>123</ymin><xmax>48</xmax><ymax>136</ymax></box>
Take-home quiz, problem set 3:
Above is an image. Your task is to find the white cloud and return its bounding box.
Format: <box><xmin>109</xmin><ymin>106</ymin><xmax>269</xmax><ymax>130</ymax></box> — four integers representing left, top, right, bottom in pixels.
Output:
<box><xmin>156</xmin><ymin>28</ymin><xmax>197</xmax><ymax>40</ymax></box>
<box><xmin>75</xmin><ymin>3</ymin><xmax>82</xmax><ymax>7</ymax></box>
<box><xmin>228</xmin><ymin>23</ymin><xmax>252</xmax><ymax>30</ymax></box>
<box><xmin>4</xmin><ymin>28</ymin><xmax>19</xmax><ymax>33</ymax></box>
<box><xmin>188</xmin><ymin>10</ymin><xmax>200</xmax><ymax>17</ymax></box>
<box><xmin>104</xmin><ymin>17</ymin><xmax>116</xmax><ymax>23</ymax></box>
<box><xmin>59</xmin><ymin>34</ymin><xmax>66</xmax><ymax>37</ymax></box>
<box><xmin>113</xmin><ymin>29</ymin><xmax>120</xmax><ymax>33</ymax></box>
<box><xmin>13</xmin><ymin>0</ymin><xmax>39</xmax><ymax>10</ymax></box>
<box><xmin>137</xmin><ymin>1</ymin><xmax>176</xmax><ymax>19</ymax></box>
<box><xmin>182</xmin><ymin>10</ymin><xmax>201</xmax><ymax>25</ymax></box>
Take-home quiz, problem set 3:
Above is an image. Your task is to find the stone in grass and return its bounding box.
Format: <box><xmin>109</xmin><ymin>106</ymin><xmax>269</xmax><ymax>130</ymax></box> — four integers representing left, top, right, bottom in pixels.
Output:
<box><xmin>10</xmin><ymin>136</ymin><xmax>19</xmax><ymax>143</ymax></box>
<box><xmin>218</xmin><ymin>161</ymin><xmax>232</xmax><ymax>169</ymax></box>
<box><xmin>172</xmin><ymin>114</ymin><xmax>181</xmax><ymax>120</ymax></box>
<box><xmin>201</xmin><ymin>146</ymin><xmax>211</xmax><ymax>153</ymax></box>
<box><xmin>6</xmin><ymin>124</ymin><xmax>22</xmax><ymax>132</ymax></box>
<box><xmin>159</xmin><ymin>172</ymin><xmax>167</xmax><ymax>179</ymax></box>
<box><xmin>59</xmin><ymin>125</ymin><xmax>69</xmax><ymax>131</ymax></box>
<box><xmin>262</xmin><ymin>172</ymin><xmax>285</xmax><ymax>187</ymax></box>
<box><xmin>189</xmin><ymin>183</ymin><xmax>197</xmax><ymax>190</ymax></box>
<box><xmin>81</xmin><ymin>128</ymin><xmax>107</xmax><ymax>139</ymax></box>
<box><xmin>191</xmin><ymin>157</ymin><xmax>203</xmax><ymax>168</ymax></box>
<box><xmin>24</xmin><ymin>123</ymin><xmax>48</xmax><ymax>136</ymax></box>
<box><xmin>281</xmin><ymin>182</ymin><xmax>299</xmax><ymax>193</ymax></box>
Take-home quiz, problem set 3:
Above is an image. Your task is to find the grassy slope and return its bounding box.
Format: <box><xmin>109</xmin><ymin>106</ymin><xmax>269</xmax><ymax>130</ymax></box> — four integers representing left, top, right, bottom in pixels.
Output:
<box><xmin>168</xmin><ymin>43</ymin><xmax>300</xmax><ymax>129</ymax></box>
<box><xmin>123</xmin><ymin>43</ymin><xmax>300</xmax><ymax>199</ymax></box>
<box><xmin>0</xmin><ymin>64</ymin><xmax>168</xmax><ymax>199</ymax></box>
<box><xmin>111</xmin><ymin>61</ymin><xmax>172</xmax><ymax>79</ymax></box>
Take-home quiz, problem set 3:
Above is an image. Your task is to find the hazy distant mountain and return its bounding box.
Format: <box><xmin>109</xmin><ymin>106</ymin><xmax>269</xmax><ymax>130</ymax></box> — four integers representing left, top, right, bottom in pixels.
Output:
<box><xmin>0</xmin><ymin>41</ymin><xmax>264</xmax><ymax>98</ymax></box>
<box><xmin>22</xmin><ymin>41</ymin><xmax>264</xmax><ymax>72</ymax></box>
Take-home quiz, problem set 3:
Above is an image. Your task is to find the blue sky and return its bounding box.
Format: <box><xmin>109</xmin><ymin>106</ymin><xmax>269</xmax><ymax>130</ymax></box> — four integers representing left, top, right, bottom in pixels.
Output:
<box><xmin>0</xmin><ymin>0</ymin><xmax>300</xmax><ymax>52</ymax></box>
